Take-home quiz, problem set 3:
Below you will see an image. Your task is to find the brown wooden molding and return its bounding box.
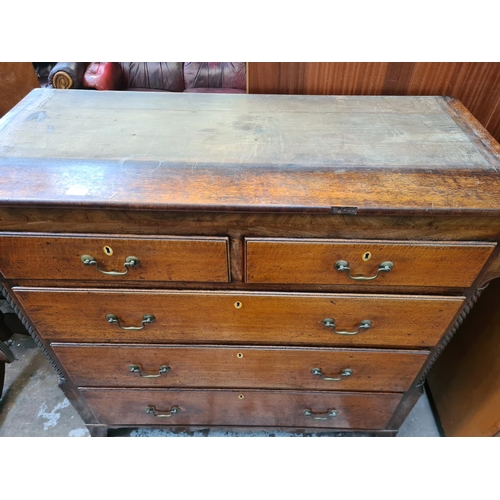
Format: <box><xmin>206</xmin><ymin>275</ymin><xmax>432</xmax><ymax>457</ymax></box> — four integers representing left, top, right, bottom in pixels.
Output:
<box><xmin>0</xmin><ymin>283</ymin><xmax>65</xmax><ymax>381</ymax></box>
<box><xmin>415</xmin><ymin>288</ymin><xmax>482</xmax><ymax>387</ymax></box>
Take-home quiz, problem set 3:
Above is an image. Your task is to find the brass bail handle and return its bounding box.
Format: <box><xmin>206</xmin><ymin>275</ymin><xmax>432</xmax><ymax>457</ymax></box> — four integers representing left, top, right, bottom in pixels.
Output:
<box><xmin>81</xmin><ymin>255</ymin><xmax>140</xmax><ymax>276</ymax></box>
<box><xmin>322</xmin><ymin>318</ymin><xmax>372</xmax><ymax>335</ymax></box>
<box><xmin>129</xmin><ymin>365</ymin><xmax>170</xmax><ymax>378</ymax></box>
<box><xmin>311</xmin><ymin>367</ymin><xmax>353</xmax><ymax>381</ymax></box>
<box><xmin>106</xmin><ymin>313</ymin><xmax>156</xmax><ymax>330</ymax></box>
<box><xmin>303</xmin><ymin>408</ymin><xmax>339</xmax><ymax>420</ymax></box>
<box><xmin>145</xmin><ymin>406</ymin><xmax>181</xmax><ymax>418</ymax></box>
<box><xmin>334</xmin><ymin>260</ymin><xmax>393</xmax><ymax>281</ymax></box>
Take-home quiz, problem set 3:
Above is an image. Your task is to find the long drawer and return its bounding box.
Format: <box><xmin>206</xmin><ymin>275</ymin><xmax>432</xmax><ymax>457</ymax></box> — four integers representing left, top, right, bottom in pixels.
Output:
<box><xmin>0</xmin><ymin>233</ymin><xmax>230</xmax><ymax>282</ymax></box>
<box><xmin>246</xmin><ymin>238</ymin><xmax>495</xmax><ymax>287</ymax></box>
<box><xmin>16</xmin><ymin>288</ymin><xmax>464</xmax><ymax>348</ymax></box>
<box><xmin>81</xmin><ymin>388</ymin><xmax>403</xmax><ymax>430</ymax></box>
<box><xmin>52</xmin><ymin>344</ymin><xmax>428</xmax><ymax>392</ymax></box>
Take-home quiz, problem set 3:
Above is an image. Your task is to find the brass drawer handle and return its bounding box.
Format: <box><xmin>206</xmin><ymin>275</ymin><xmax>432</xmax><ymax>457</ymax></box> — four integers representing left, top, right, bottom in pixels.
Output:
<box><xmin>81</xmin><ymin>254</ymin><xmax>140</xmax><ymax>276</ymax></box>
<box><xmin>303</xmin><ymin>408</ymin><xmax>339</xmax><ymax>420</ymax></box>
<box><xmin>145</xmin><ymin>406</ymin><xmax>180</xmax><ymax>418</ymax></box>
<box><xmin>129</xmin><ymin>364</ymin><xmax>170</xmax><ymax>378</ymax></box>
<box><xmin>106</xmin><ymin>313</ymin><xmax>156</xmax><ymax>330</ymax></box>
<box><xmin>322</xmin><ymin>318</ymin><xmax>372</xmax><ymax>335</ymax></box>
<box><xmin>334</xmin><ymin>260</ymin><xmax>393</xmax><ymax>281</ymax></box>
<box><xmin>311</xmin><ymin>367</ymin><xmax>352</xmax><ymax>381</ymax></box>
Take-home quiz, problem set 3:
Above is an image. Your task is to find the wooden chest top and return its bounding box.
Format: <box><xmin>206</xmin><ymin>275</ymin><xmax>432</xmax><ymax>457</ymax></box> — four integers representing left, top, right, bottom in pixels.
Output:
<box><xmin>0</xmin><ymin>89</ymin><xmax>499</xmax><ymax>215</ymax></box>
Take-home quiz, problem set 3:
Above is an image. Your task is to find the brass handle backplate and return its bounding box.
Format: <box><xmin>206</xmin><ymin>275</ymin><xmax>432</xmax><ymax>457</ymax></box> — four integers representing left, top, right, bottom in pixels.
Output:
<box><xmin>334</xmin><ymin>260</ymin><xmax>393</xmax><ymax>281</ymax></box>
<box><xmin>322</xmin><ymin>318</ymin><xmax>372</xmax><ymax>335</ymax></box>
<box><xmin>145</xmin><ymin>406</ymin><xmax>180</xmax><ymax>418</ymax></box>
<box><xmin>106</xmin><ymin>313</ymin><xmax>156</xmax><ymax>330</ymax></box>
<box><xmin>303</xmin><ymin>408</ymin><xmax>339</xmax><ymax>420</ymax></box>
<box><xmin>81</xmin><ymin>254</ymin><xmax>140</xmax><ymax>276</ymax></box>
<box><xmin>129</xmin><ymin>365</ymin><xmax>170</xmax><ymax>378</ymax></box>
<box><xmin>311</xmin><ymin>367</ymin><xmax>353</xmax><ymax>381</ymax></box>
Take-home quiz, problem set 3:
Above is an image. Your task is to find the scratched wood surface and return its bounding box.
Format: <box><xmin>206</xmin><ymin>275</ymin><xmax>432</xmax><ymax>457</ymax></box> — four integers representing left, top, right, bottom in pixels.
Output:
<box><xmin>0</xmin><ymin>89</ymin><xmax>490</xmax><ymax>168</ymax></box>
<box><xmin>0</xmin><ymin>233</ymin><xmax>230</xmax><ymax>282</ymax></box>
<box><xmin>52</xmin><ymin>343</ymin><xmax>428</xmax><ymax>392</ymax></box>
<box><xmin>14</xmin><ymin>288</ymin><xmax>463</xmax><ymax>348</ymax></box>
<box><xmin>81</xmin><ymin>387</ymin><xmax>403</xmax><ymax>429</ymax></box>
<box><xmin>246</xmin><ymin>239</ymin><xmax>495</xmax><ymax>287</ymax></box>
<box><xmin>1</xmin><ymin>89</ymin><xmax>500</xmax><ymax>214</ymax></box>
<box><xmin>247</xmin><ymin>63</ymin><xmax>500</xmax><ymax>143</ymax></box>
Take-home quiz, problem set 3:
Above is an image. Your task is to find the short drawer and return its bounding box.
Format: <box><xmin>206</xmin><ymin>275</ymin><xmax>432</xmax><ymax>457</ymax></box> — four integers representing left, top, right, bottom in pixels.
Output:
<box><xmin>0</xmin><ymin>233</ymin><xmax>229</xmax><ymax>282</ymax></box>
<box><xmin>16</xmin><ymin>288</ymin><xmax>464</xmax><ymax>348</ymax></box>
<box><xmin>246</xmin><ymin>238</ymin><xmax>495</xmax><ymax>287</ymax></box>
<box><xmin>80</xmin><ymin>388</ymin><xmax>403</xmax><ymax>430</ymax></box>
<box><xmin>52</xmin><ymin>344</ymin><xmax>428</xmax><ymax>392</ymax></box>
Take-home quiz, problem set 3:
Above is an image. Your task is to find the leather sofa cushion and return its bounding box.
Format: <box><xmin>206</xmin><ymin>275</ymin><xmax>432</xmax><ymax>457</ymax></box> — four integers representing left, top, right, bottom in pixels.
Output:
<box><xmin>184</xmin><ymin>88</ymin><xmax>246</xmax><ymax>93</ymax></box>
<box><xmin>119</xmin><ymin>63</ymin><xmax>185</xmax><ymax>92</ymax></box>
<box><xmin>184</xmin><ymin>62</ymin><xmax>246</xmax><ymax>90</ymax></box>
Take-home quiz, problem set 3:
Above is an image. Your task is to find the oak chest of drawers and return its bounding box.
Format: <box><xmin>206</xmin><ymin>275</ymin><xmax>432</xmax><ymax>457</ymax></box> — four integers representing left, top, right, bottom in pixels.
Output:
<box><xmin>1</xmin><ymin>90</ymin><xmax>500</xmax><ymax>436</ymax></box>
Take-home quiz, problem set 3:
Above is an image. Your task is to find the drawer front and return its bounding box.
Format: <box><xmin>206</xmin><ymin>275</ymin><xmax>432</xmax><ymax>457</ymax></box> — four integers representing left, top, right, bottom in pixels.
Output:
<box><xmin>0</xmin><ymin>233</ymin><xmax>229</xmax><ymax>282</ymax></box>
<box><xmin>52</xmin><ymin>344</ymin><xmax>428</xmax><ymax>392</ymax></box>
<box><xmin>81</xmin><ymin>388</ymin><xmax>403</xmax><ymax>430</ymax></box>
<box><xmin>16</xmin><ymin>288</ymin><xmax>464</xmax><ymax>348</ymax></box>
<box><xmin>246</xmin><ymin>238</ymin><xmax>495</xmax><ymax>287</ymax></box>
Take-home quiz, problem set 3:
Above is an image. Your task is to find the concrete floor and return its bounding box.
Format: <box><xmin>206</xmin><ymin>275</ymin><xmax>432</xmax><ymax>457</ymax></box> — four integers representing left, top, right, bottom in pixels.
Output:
<box><xmin>0</xmin><ymin>334</ymin><xmax>442</xmax><ymax>437</ymax></box>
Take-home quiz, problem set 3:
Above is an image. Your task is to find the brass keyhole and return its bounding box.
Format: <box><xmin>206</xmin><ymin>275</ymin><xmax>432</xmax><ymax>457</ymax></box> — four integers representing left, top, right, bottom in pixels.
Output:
<box><xmin>103</xmin><ymin>245</ymin><xmax>113</xmax><ymax>256</ymax></box>
<box><xmin>234</xmin><ymin>301</ymin><xmax>242</xmax><ymax>309</ymax></box>
<box><xmin>238</xmin><ymin>394</ymin><xmax>244</xmax><ymax>400</ymax></box>
<box><xmin>362</xmin><ymin>251</ymin><xmax>372</xmax><ymax>261</ymax></box>
<box><xmin>237</xmin><ymin>353</ymin><xmax>243</xmax><ymax>359</ymax></box>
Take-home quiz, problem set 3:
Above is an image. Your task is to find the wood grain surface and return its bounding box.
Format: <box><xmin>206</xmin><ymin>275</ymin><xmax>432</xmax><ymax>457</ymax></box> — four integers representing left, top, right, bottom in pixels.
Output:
<box><xmin>246</xmin><ymin>239</ymin><xmax>495</xmax><ymax>288</ymax></box>
<box><xmin>52</xmin><ymin>343</ymin><xmax>428</xmax><ymax>392</ymax></box>
<box><xmin>247</xmin><ymin>63</ymin><xmax>500</xmax><ymax>143</ymax></box>
<box><xmin>1</xmin><ymin>91</ymin><xmax>500</xmax><ymax>215</ymax></box>
<box><xmin>0</xmin><ymin>233</ymin><xmax>229</xmax><ymax>282</ymax></box>
<box><xmin>0</xmin><ymin>91</ymin><xmax>489</xmax><ymax>168</ymax></box>
<box><xmin>14</xmin><ymin>288</ymin><xmax>464</xmax><ymax>348</ymax></box>
<box><xmin>80</xmin><ymin>387</ymin><xmax>403</xmax><ymax>429</ymax></box>
<box><xmin>1</xmin><ymin>209</ymin><xmax>500</xmax><ymax>242</ymax></box>
<box><xmin>2</xmin><ymin>90</ymin><xmax>499</xmax><ymax>435</ymax></box>
<box><xmin>427</xmin><ymin>278</ymin><xmax>500</xmax><ymax>436</ymax></box>
<box><xmin>0</xmin><ymin>63</ymin><xmax>40</xmax><ymax>118</ymax></box>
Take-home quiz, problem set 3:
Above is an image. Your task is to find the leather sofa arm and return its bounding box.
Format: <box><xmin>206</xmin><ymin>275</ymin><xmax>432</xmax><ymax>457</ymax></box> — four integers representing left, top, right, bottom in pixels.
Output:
<box><xmin>83</xmin><ymin>63</ymin><xmax>125</xmax><ymax>90</ymax></box>
<box><xmin>49</xmin><ymin>62</ymin><xmax>88</xmax><ymax>89</ymax></box>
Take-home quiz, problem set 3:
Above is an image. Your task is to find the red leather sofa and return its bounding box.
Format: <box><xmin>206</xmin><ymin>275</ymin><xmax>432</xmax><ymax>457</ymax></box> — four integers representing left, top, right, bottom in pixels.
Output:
<box><xmin>48</xmin><ymin>62</ymin><xmax>246</xmax><ymax>93</ymax></box>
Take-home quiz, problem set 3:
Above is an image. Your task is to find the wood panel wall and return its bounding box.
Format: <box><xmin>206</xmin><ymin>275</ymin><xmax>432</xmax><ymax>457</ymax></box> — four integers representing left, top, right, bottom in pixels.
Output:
<box><xmin>0</xmin><ymin>63</ymin><xmax>40</xmax><ymax>118</ymax></box>
<box><xmin>247</xmin><ymin>63</ymin><xmax>500</xmax><ymax>142</ymax></box>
